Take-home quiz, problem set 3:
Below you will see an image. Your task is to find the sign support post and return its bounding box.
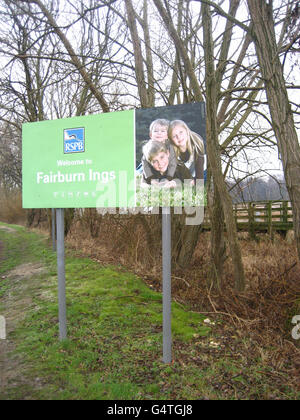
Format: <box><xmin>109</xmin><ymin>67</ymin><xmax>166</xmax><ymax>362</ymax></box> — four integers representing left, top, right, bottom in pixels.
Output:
<box><xmin>52</xmin><ymin>208</ymin><xmax>56</xmax><ymax>251</ymax></box>
<box><xmin>162</xmin><ymin>207</ymin><xmax>172</xmax><ymax>363</ymax></box>
<box><xmin>56</xmin><ymin>208</ymin><xmax>67</xmax><ymax>341</ymax></box>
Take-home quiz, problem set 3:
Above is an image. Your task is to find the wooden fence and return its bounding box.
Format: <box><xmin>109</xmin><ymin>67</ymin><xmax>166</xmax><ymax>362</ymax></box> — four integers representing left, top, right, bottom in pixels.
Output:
<box><xmin>203</xmin><ymin>200</ymin><xmax>293</xmax><ymax>236</ymax></box>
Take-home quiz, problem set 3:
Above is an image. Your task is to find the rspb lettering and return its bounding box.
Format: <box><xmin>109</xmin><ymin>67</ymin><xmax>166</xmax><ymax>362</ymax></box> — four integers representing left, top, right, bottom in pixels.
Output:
<box><xmin>64</xmin><ymin>127</ymin><xmax>85</xmax><ymax>154</ymax></box>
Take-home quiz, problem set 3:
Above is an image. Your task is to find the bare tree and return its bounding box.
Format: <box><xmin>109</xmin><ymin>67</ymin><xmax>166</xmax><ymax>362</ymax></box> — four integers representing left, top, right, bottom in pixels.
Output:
<box><xmin>246</xmin><ymin>0</ymin><xmax>300</xmax><ymax>260</ymax></box>
<box><xmin>151</xmin><ymin>0</ymin><xmax>247</xmax><ymax>289</ymax></box>
<box><xmin>124</xmin><ymin>0</ymin><xmax>151</xmax><ymax>107</ymax></box>
<box><xmin>201</xmin><ymin>0</ymin><xmax>245</xmax><ymax>291</ymax></box>
<box><xmin>17</xmin><ymin>0</ymin><xmax>110</xmax><ymax>112</ymax></box>
<box><xmin>152</xmin><ymin>0</ymin><xmax>204</xmax><ymax>102</ymax></box>
<box><xmin>1</xmin><ymin>0</ymin><xmax>297</xmax><ymax>287</ymax></box>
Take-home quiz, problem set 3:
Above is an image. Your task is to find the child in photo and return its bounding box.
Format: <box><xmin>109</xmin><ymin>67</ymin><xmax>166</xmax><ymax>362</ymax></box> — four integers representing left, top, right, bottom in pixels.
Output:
<box><xmin>142</xmin><ymin>141</ymin><xmax>192</xmax><ymax>188</ymax></box>
<box><xmin>141</xmin><ymin>119</ymin><xmax>177</xmax><ymax>185</ymax></box>
<box><xmin>168</xmin><ymin>120</ymin><xmax>206</xmax><ymax>182</ymax></box>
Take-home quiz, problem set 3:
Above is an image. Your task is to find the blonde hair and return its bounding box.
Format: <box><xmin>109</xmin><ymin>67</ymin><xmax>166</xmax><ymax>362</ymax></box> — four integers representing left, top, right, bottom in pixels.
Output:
<box><xmin>168</xmin><ymin>120</ymin><xmax>204</xmax><ymax>156</ymax></box>
<box><xmin>149</xmin><ymin>119</ymin><xmax>169</xmax><ymax>136</ymax></box>
<box><xmin>143</xmin><ymin>140</ymin><xmax>168</xmax><ymax>164</ymax></box>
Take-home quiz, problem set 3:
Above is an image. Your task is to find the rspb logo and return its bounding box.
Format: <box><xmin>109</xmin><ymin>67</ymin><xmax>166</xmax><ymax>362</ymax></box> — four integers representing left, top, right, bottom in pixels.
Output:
<box><xmin>64</xmin><ymin>128</ymin><xmax>85</xmax><ymax>154</ymax></box>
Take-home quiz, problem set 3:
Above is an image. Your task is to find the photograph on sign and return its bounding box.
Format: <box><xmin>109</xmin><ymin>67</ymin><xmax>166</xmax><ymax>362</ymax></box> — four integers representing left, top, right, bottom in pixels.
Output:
<box><xmin>22</xmin><ymin>103</ymin><xmax>206</xmax><ymax>210</ymax></box>
<box><xmin>135</xmin><ymin>102</ymin><xmax>206</xmax><ymax>208</ymax></box>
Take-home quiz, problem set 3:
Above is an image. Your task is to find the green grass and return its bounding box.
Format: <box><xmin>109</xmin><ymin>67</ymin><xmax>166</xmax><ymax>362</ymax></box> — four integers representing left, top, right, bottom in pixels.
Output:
<box><xmin>0</xmin><ymin>222</ymin><xmax>211</xmax><ymax>400</ymax></box>
<box><xmin>0</xmin><ymin>222</ymin><xmax>299</xmax><ymax>400</ymax></box>
<box><xmin>135</xmin><ymin>175</ymin><xmax>206</xmax><ymax>208</ymax></box>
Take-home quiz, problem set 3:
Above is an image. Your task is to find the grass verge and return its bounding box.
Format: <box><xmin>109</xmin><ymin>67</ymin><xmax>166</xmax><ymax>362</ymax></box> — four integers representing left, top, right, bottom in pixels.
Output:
<box><xmin>0</xmin><ymin>222</ymin><xmax>299</xmax><ymax>400</ymax></box>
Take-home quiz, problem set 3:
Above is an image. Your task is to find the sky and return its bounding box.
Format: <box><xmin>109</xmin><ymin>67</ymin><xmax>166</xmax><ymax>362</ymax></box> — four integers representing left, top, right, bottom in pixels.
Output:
<box><xmin>0</xmin><ymin>0</ymin><xmax>298</xmax><ymax>181</ymax></box>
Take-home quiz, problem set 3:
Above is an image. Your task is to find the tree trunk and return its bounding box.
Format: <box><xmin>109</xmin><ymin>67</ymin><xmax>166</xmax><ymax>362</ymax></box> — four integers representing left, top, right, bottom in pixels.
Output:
<box><xmin>202</xmin><ymin>2</ymin><xmax>245</xmax><ymax>291</ymax></box>
<box><xmin>64</xmin><ymin>208</ymin><xmax>75</xmax><ymax>237</ymax></box>
<box><xmin>247</xmin><ymin>0</ymin><xmax>300</xmax><ymax>260</ymax></box>
<box><xmin>152</xmin><ymin>0</ymin><xmax>204</xmax><ymax>102</ymax></box>
<box><xmin>174</xmin><ymin>223</ymin><xmax>203</xmax><ymax>268</ymax></box>
<box><xmin>125</xmin><ymin>0</ymin><xmax>150</xmax><ymax>108</ymax></box>
<box><xmin>207</xmin><ymin>182</ymin><xmax>226</xmax><ymax>290</ymax></box>
<box><xmin>142</xmin><ymin>0</ymin><xmax>155</xmax><ymax>107</ymax></box>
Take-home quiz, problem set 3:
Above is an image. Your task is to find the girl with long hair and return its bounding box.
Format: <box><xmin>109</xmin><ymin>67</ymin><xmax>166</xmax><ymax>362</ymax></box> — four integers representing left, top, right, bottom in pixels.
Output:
<box><xmin>168</xmin><ymin>120</ymin><xmax>205</xmax><ymax>181</ymax></box>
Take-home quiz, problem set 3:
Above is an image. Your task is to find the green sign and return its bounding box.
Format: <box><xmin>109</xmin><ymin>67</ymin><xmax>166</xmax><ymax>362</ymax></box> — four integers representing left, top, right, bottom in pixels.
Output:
<box><xmin>23</xmin><ymin>103</ymin><xmax>206</xmax><ymax>210</ymax></box>
<box><xmin>22</xmin><ymin>111</ymin><xmax>135</xmax><ymax>209</ymax></box>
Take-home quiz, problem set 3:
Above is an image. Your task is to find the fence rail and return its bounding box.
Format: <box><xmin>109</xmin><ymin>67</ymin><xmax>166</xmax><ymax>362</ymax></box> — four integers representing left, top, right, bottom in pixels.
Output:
<box><xmin>203</xmin><ymin>200</ymin><xmax>294</xmax><ymax>235</ymax></box>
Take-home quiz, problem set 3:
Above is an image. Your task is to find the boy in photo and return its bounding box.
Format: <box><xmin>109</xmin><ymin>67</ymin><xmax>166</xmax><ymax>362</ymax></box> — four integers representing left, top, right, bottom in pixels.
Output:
<box><xmin>141</xmin><ymin>119</ymin><xmax>177</xmax><ymax>185</ymax></box>
<box><xmin>142</xmin><ymin>141</ymin><xmax>192</xmax><ymax>188</ymax></box>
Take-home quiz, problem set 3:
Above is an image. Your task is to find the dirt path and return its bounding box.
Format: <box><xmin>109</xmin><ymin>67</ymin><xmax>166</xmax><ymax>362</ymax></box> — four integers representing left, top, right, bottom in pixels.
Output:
<box><xmin>0</xmin><ymin>240</ymin><xmax>3</xmax><ymax>258</ymax></box>
<box><xmin>0</xmin><ymin>238</ymin><xmax>11</xmax><ymax>397</ymax></box>
<box><xmin>0</xmin><ymin>226</ymin><xmax>16</xmax><ymax>234</ymax></box>
<box><xmin>0</xmin><ymin>228</ymin><xmax>47</xmax><ymax>399</ymax></box>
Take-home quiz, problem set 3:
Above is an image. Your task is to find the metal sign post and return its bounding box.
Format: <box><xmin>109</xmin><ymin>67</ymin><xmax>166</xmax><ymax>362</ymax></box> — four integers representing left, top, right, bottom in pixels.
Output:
<box><xmin>56</xmin><ymin>208</ymin><xmax>67</xmax><ymax>341</ymax></box>
<box><xmin>52</xmin><ymin>208</ymin><xmax>56</xmax><ymax>251</ymax></box>
<box><xmin>162</xmin><ymin>207</ymin><xmax>172</xmax><ymax>363</ymax></box>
